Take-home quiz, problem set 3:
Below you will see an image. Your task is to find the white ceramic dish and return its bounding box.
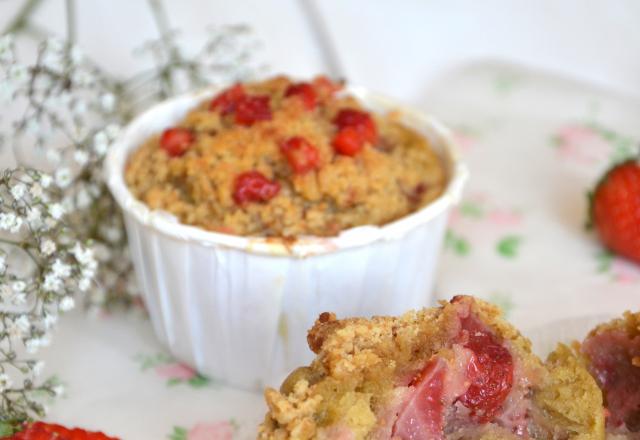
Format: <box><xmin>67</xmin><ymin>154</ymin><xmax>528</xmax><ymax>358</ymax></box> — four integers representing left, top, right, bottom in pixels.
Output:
<box><xmin>105</xmin><ymin>85</ymin><xmax>468</xmax><ymax>390</ymax></box>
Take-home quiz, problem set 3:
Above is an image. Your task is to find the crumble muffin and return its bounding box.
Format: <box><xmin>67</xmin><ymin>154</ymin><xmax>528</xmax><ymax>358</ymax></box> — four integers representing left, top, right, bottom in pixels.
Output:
<box><xmin>581</xmin><ymin>311</ymin><xmax>640</xmax><ymax>437</ymax></box>
<box><xmin>125</xmin><ymin>75</ymin><xmax>445</xmax><ymax>237</ymax></box>
<box><xmin>258</xmin><ymin>296</ymin><xmax>604</xmax><ymax>439</ymax></box>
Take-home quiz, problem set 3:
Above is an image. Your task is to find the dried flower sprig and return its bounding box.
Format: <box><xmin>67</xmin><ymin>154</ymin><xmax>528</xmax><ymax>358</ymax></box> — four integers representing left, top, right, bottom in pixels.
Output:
<box><xmin>0</xmin><ymin>0</ymin><xmax>262</xmax><ymax>425</ymax></box>
<box><xmin>0</xmin><ymin>167</ymin><xmax>96</xmax><ymax>421</ymax></box>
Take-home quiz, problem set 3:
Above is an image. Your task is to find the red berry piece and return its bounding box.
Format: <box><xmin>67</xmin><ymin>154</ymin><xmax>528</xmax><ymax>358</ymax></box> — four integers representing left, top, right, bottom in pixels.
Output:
<box><xmin>582</xmin><ymin>326</ymin><xmax>640</xmax><ymax>430</ymax></box>
<box><xmin>159</xmin><ymin>127</ymin><xmax>194</xmax><ymax>157</ymax></box>
<box><xmin>280</xmin><ymin>136</ymin><xmax>321</xmax><ymax>174</ymax></box>
<box><xmin>285</xmin><ymin>82</ymin><xmax>317</xmax><ymax>110</ymax></box>
<box><xmin>209</xmin><ymin>84</ymin><xmax>245</xmax><ymax>115</ymax></box>
<box><xmin>333</xmin><ymin>109</ymin><xmax>377</xmax><ymax>144</ymax></box>
<box><xmin>332</xmin><ymin>126</ymin><xmax>365</xmax><ymax>156</ymax></box>
<box><xmin>392</xmin><ymin>358</ymin><xmax>446</xmax><ymax>438</ymax></box>
<box><xmin>233</xmin><ymin>171</ymin><xmax>280</xmax><ymax>205</ymax></box>
<box><xmin>591</xmin><ymin>159</ymin><xmax>640</xmax><ymax>264</ymax></box>
<box><xmin>457</xmin><ymin>317</ymin><xmax>514</xmax><ymax>422</ymax></box>
<box><xmin>10</xmin><ymin>421</ymin><xmax>119</xmax><ymax>440</ymax></box>
<box><xmin>234</xmin><ymin>95</ymin><xmax>272</xmax><ymax>126</ymax></box>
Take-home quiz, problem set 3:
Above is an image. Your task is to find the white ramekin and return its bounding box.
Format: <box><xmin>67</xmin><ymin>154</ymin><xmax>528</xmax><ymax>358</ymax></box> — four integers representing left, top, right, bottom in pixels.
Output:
<box><xmin>105</xmin><ymin>85</ymin><xmax>468</xmax><ymax>390</ymax></box>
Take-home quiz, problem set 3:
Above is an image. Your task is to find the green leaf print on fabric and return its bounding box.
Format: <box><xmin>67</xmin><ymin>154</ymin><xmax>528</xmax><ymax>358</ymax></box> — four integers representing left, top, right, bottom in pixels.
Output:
<box><xmin>596</xmin><ymin>250</ymin><xmax>613</xmax><ymax>273</ymax></box>
<box><xmin>169</xmin><ymin>426</ymin><xmax>188</xmax><ymax>440</ymax></box>
<box><xmin>445</xmin><ymin>230</ymin><xmax>471</xmax><ymax>256</ymax></box>
<box><xmin>496</xmin><ymin>235</ymin><xmax>522</xmax><ymax>258</ymax></box>
<box><xmin>493</xmin><ymin>71</ymin><xmax>523</xmax><ymax>95</ymax></box>
<box><xmin>458</xmin><ymin>200</ymin><xmax>484</xmax><ymax>218</ymax></box>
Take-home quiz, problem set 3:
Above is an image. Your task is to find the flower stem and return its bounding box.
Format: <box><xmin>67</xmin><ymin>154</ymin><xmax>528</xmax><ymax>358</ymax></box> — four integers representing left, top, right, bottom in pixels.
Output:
<box><xmin>65</xmin><ymin>0</ymin><xmax>76</xmax><ymax>43</ymax></box>
<box><xmin>2</xmin><ymin>0</ymin><xmax>45</xmax><ymax>35</ymax></box>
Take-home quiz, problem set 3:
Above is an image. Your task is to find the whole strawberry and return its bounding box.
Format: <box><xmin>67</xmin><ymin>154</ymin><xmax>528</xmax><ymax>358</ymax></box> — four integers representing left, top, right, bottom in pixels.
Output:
<box><xmin>8</xmin><ymin>422</ymin><xmax>119</xmax><ymax>440</ymax></box>
<box><xmin>590</xmin><ymin>159</ymin><xmax>640</xmax><ymax>264</ymax></box>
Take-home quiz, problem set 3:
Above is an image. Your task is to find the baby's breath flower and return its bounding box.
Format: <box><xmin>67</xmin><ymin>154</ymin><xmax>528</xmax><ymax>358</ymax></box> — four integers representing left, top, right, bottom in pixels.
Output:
<box><xmin>52</xmin><ymin>384</ymin><xmax>65</xmax><ymax>397</ymax></box>
<box><xmin>71</xmin><ymin>243</ymin><xmax>95</xmax><ymax>266</ymax></box>
<box><xmin>0</xmin><ymin>20</ymin><xmax>257</xmax><ymax>421</ymax></box>
<box><xmin>8</xmin><ymin>64</ymin><xmax>28</xmax><ymax>83</ymax></box>
<box><xmin>40</xmin><ymin>239</ymin><xmax>56</xmax><ymax>256</ymax></box>
<box><xmin>43</xmin><ymin>273</ymin><xmax>62</xmax><ymax>292</ymax></box>
<box><xmin>51</xmin><ymin>259</ymin><xmax>71</xmax><ymax>278</ymax></box>
<box><xmin>93</xmin><ymin>131</ymin><xmax>109</xmax><ymax>155</ymax></box>
<box><xmin>42</xmin><ymin>312</ymin><xmax>58</xmax><ymax>329</ymax></box>
<box><xmin>11</xmin><ymin>280</ymin><xmax>26</xmax><ymax>292</ymax></box>
<box><xmin>29</xmin><ymin>182</ymin><xmax>43</xmax><ymax>199</ymax></box>
<box><xmin>0</xmin><ymin>373</ymin><xmax>13</xmax><ymax>393</ymax></box>
<box><xmin>48</xmin><ymin>203</ymin><xmax>65</xmax><ymax>220</ymax></box>
<box><xmin>10</xmin><ymin>182</ymin><xmax>27</xmax><ymax>200</ymax></box>
<box><xmin>40</xmin><ymin>174</ymin><xmax>52</xmax><ymax>188</ymax></box>
<box><xmin>27</xmin><ymin>206</ymin><xmax>42</xmax><ymax>226</ymax></box>
<box><xmin>0</xmin><ymin>212</ymin><xmax>17</xmax><ymax>230</ymax></box>
<box><xmin>100</xmin><ymin>93</ymin><xmax>116</xmax><ymax>112</ymax></box>
<box><xmin>8</xmin><ymin>315</ymin><xmax>30</xmax><ymax>338</ymax></box>
<box><xmin>10</xmin><ymin>216</ymin><xmax>23</xmax><ymax>233</ymax></box>
<box><xmin>70</xmin><ymin>46</ymin><xmax>83</xmax><ymax>64</ymax></box>
<box><xmin>54</xmin><ymin>168</ymin><xmax>72</xmax><ymax>188</ymax></box>
<box><xmin>59</xmin><ymin>296</ymin><xmax>75</xmax><ymax>312</ymax></box>
<box><xmin>73</xmin><ymin>150</ymin><xmax>89</xmax><ymax>166</ymax></box>
<box><xmin>25</xmin><ymin>339</ymin><xmax>40</xmax><ymax>354</ymax></box>
<box><xmin>78</xmin><ymin>277</ymin><xmax>91</xmax><ymax>292</ymax></box>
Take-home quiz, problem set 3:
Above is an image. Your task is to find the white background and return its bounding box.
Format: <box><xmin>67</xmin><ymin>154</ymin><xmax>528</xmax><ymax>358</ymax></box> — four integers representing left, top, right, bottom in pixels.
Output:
<box><xmin>0</xmin><ymin>0</ymin><xmax>638</xmax><ymax>104</ymax></box>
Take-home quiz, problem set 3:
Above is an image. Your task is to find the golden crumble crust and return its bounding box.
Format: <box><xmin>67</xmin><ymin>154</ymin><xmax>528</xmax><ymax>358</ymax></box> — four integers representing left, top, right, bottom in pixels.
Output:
<box><xmin>125</xmin><ymin>75</ymin><xmax>445</xmax><ymax>237</ymax></box>
<box><xmin>259</xmin><ymin>296</ymin><xmax>605</xmax><ymax>439</ymax></box>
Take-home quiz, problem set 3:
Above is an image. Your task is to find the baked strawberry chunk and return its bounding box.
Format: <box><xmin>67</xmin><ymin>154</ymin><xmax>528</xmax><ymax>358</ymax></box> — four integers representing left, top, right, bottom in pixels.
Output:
<box><xmin>234</xmin><ymin>95</ymin><xmax>272</xmax><ymax>126</ymax></box>
<box><xmin>457</xmin><ymin>315</ymin><xmax>514</xmax><ymax>422</ymax></box>
<box><xmin>332</xmin><ymin>126</ymin><xmax>366</xmax><ymax>156</ymax></box>
<box><xmin>209</xmin><ymin>83</ymin><xmax>245</xmax><ymax>114</ymax></box>
<box><xmin>159</xmin><ymin>127</ymin><xmax>194</xmax><ymax>157</ymax></box>
<box><xmin>332</xmin><ymin>109</ymin><xmax>378</xmax><ymax>156</ymax></box>
<box><xmin>9</xmin><ymin>422</ymin><xmax>119</xmax><ymax>440</ymax></box>
<box><xmin>333</xmin><ymin>109</ymin><xmax>377</xmax><ymax>144</ymax></box>
<box><xmin>582</xmin><ymin>325</ymin><xmax>640</xmax><ymax>432</ymax></box>
<box><xmin>233</xmin><ymin>171</ymin><xmax>280</xmax><ymax>205</ymax></box>
<box><xmin>280</xmin><ymin>137</ymin><xmax>321</xmax><ymax>174</ymax></box>
<box><xmin>284</xmin><ymin>82</ymin><xmax>317</xmax><ymax>110</ymax></box>
<box><xmin>393</xmin><ymin>358</ymin><xmax>447</xmax><ymax>439</ymax></box>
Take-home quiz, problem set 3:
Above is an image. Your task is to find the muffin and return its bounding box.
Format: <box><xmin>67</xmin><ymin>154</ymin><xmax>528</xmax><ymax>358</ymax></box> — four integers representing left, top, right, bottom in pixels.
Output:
<box><xmin>258</xmin><ymin>296</ymin><xmax>604</xmax><ymax>439</ymax></box>
<box><xmin>125</xmin><ymin>75</ymin><xmax>445</xmax><ymax>237</ymax></box>
<box><xmin>106</xmin><ymin>77</ymin><xmax>465</xmax><ymax>388</ymax></box>
<box><xmin>580</xmin><ymin>311</ymin><xmax>640</xmax><ymax>436</ymax></box>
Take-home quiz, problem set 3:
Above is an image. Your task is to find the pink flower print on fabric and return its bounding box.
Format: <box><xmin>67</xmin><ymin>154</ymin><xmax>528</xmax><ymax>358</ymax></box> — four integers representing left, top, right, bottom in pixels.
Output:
<box><xmin>155</xmin><ymin>363</ymin><xmax>197</xmax><ymax>381</ymax></box>
<box><xmin>188</xmin><ymin>421</ymin><xmax>234</xmax><ymax>440</ymax></box>
<box><xmin>611</xmin><ymin>258</ymin><xmax>640</xmax><ymax>284</ymax></box>
<box><xmin>553</xmin><ymin>124</ymin><xmax>609</xmax><ymax>165</ymax></box>
<box><xmin>487</xmin><ymin>209</ymin><xmax>522</xmax><ymax>227</ymax></box>
<box><xmin>451</xmin><ymin>130</ymin><xmax>477</xmax><ymax>154</ymax></box>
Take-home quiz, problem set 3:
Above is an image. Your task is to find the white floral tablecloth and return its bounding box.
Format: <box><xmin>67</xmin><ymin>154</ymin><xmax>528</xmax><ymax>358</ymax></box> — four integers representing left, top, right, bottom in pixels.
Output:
<box><xmin>40</xmin><ymin>62</ymin><xmax>640</xmax><ymax>439</ymax></box>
